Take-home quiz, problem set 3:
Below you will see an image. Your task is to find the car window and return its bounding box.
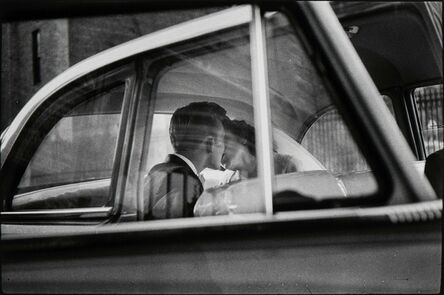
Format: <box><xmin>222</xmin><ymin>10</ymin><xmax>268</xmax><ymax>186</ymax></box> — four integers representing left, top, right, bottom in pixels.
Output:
<box><xmin>9</xmin><ymin>66</ymin><xmax>132</xmax><ymax>211</ymax></box>
<box><xmin>265</xmin><ymin>12</ymin><xmax>378</xmax><ymax>203</ymax></box>
<box><xmin>140</xmin><ymin>21</ymin><xmax>265</xmax><ymax>218</ymax></box>
<box><xmin>145</xmin><ymin>113</ymin><xmax>174</xmax><ymax>174</ymax></box>
<box><xmin>135</xmin><ymin>9</ymin><xmax>388</xmax><ymax>220</ymax></box>
<box><xmin>301</xmin><ymin>95</ymin><xmax>395</xmax><ymax>174</ymax></box>
<box><xmin>18</xmin><ymin>87</ymin><xmax>124</xmax><ymax>191</ymax></box>
<box><xmin>413</xmin><ymin>84</ymin><xmax>443</xmax><ymax>156</ymax></box>
<box><xmin>301</xmin><ymin>108</ymin><xmax>368</xmax><ymax>174</ymax></box>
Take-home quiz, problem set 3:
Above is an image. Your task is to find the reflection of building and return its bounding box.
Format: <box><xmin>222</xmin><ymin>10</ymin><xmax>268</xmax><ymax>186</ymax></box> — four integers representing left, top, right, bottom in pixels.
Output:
<box><xmin>1</xmin><ymin>9</ymin><xmax>218</xmax><ymax>131</ymax></box>
<box><xmin>2</xmin><ymin>20</ymin><xmax>69</xmax><ymax>131</ymax></box>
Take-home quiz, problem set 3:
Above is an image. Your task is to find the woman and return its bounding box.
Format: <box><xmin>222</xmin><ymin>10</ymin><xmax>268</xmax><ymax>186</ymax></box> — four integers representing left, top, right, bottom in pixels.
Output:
<box><xmin>222</xmin><ymin>119</ymin><xmax>298</xmax><ymax>181</ymax></box>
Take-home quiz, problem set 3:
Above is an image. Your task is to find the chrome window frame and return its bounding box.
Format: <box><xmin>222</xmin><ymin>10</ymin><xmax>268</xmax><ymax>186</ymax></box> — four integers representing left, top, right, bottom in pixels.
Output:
<box><xmin>2</xmin><ymin>207</ymin><xmax>113</xmax><ymax>221</ymax></box>
<box><xmin>2</xmin><ymin>200</ymin><xmax>442</xmax><ymax>240</ymax></box>
<box><xmin>250</xmin><ymin>5</ymin><xmax>274</xmax><ymax>215</ymax></box>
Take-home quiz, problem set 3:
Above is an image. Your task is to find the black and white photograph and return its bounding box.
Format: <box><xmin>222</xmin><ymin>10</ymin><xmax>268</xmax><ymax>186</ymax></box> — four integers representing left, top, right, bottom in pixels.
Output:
<box><xmin>1</xmin><ymin>1</ymin><xmax>442</xmax><ymax>293</ymax></box>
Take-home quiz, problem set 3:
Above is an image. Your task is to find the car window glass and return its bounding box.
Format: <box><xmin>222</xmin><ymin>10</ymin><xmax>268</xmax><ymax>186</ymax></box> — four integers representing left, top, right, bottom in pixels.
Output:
<box><xmin>142</xmin><ymin>23</ymin><xmax>265</xmax><ymax>219</ymax></box>
<box><xmin>301</xmin><ymin>109</ymin><xmax>368</xmax><ymax>174</ymax></box>
<box><xmin>11</xmin><ymin>69</ymin><xmax>129</xmax><ymax>211</ymax></box>
<box><xmin>413</xmin><ymin>84</ymin><xmax>443</xmax><ymax>156</ymax></box>
<box><xmin>301</xmin><ymin>95</ymin><xmax>394</xmax><ymax>174</ymax></box>
<box><xmin>146</xmin><ymin>114</ymin><xmax>174</xmax><ymax>173</ymax></box>
<box><xmin>265</xmin><ymin>12</ymin><xmax>378</xmax><ymax>203</ymax></box>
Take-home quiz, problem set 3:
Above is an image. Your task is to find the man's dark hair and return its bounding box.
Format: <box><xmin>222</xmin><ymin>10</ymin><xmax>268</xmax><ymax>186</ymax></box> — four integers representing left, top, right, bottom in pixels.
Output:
<box><xmin>169</xmin><ymin>101</ymin><xmax>228</xmax><ymax>152</ymax></box>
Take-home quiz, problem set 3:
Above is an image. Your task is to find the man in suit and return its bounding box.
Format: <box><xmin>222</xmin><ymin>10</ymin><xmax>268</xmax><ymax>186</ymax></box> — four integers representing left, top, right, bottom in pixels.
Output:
<box><xmin>144</xmin><ymin>102</ymin><xmax>228</xmax><ymax>219</ymax></box>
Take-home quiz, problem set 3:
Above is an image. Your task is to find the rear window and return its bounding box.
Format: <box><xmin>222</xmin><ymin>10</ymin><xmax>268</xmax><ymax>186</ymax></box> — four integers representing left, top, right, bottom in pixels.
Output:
<box><xmin>413</xmin><ymin>84</ymin><xmax>443</xmax><ymax>157</ymax></box>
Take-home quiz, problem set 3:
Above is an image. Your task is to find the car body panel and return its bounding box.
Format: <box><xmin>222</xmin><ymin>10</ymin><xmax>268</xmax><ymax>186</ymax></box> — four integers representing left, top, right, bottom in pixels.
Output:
<box><xmin>2</xmin><ymin>214</ymin><xmax>441</xmax><ymax>293</ymax></box>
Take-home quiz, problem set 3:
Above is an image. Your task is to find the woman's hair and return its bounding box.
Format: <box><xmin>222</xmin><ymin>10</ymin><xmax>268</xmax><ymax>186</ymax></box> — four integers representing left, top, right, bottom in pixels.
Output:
<box><xmin>226</xmin><ymin>119</ymin><xmax>279</xmax><ymax>157</ymax></box>
<box><xmin>226</xmin><ymin>120</ymin><xmax>256</xmax><ymax>156</ymax></box>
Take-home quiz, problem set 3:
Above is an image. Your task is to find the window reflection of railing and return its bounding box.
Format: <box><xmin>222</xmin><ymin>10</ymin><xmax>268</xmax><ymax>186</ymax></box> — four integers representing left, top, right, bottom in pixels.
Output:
<box><xmin>302</xmin><ymin>110</ymin><xmax>369</xmax><ymax>175</ymax></box>
<box><xmin>414</xmin><ymin>84</ymin><xmax>444</xmax><ymax>156</ymax></box>
<box><xmin>304</xmin><ymin>88</ymin><xmax>443</xmax><ymax>174</ymax></box>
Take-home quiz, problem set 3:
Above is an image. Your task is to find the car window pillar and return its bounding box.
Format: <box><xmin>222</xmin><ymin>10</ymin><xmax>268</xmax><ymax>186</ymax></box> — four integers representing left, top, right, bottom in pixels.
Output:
<box><xmin>250</xmin><ymin>5</ymin><xmax>274</xmax><ymax>215</ymax></box>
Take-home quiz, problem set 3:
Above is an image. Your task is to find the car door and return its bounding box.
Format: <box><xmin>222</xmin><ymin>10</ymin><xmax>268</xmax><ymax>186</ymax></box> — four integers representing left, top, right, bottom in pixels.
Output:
<box><xmin>1</xmin><ymin>1</ymin><xmax>442</xmax><ymax>293</ymax></box>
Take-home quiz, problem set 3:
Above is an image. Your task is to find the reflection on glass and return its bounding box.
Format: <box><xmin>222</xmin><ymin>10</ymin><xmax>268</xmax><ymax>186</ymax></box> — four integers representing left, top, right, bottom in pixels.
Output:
<box><xmin>18</xmin><ymin>85</ymin><xmax>125</xmax><ymax>191</ymax></box>
<box><xmin>143</xmin><ymin>24</ymin><xmax>266</xmax><ymax>219</ymax></box>
<box><xmin>12</xmin><ymin>82</ymin><xmax>125</xmax><ymax>211</ymax></box>
<box><xmin>265</xmin><ymin>12</ymin><xmax>378</xmax><ymax>203</ymax></box>
<box><xmin>414</xmin><ymin>84</ymin><xmax>443</xmax><ymax>156</ymax></box>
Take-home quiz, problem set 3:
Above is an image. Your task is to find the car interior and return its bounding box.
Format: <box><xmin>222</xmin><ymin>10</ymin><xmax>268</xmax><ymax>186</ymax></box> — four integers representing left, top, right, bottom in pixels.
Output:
<box><xmin>332</xmin><ymin>2</ymin><xmax>442</xmax><ymax>159</ymax></box>
<box><xmin>332</xmin><ymin>2</ymin><xmax>442</xmax><ymax>196</ymax></box>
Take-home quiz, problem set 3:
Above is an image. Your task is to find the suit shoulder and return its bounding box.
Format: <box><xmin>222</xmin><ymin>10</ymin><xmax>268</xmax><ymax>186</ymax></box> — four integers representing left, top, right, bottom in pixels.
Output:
<box><xmin>148</xmin><ymin>161</ymin><xmax>194</xmax><ymax>177</ymax></box>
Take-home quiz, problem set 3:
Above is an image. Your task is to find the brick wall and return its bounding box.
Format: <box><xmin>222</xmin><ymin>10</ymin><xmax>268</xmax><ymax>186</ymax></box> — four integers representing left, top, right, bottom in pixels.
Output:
<box><xmin>1</xmin><ymin>8</ymin><xmax>220</xmax><ymax>132</ymax></box>
<box><xmin>68</xmin><ymin>9</ymin><xmax>219</xmax><ymax>65</ymax></box>
<box><xmin>1</xmin><ymin>20</ymin><xmax>69</xmax><ymax>131</ymax></box>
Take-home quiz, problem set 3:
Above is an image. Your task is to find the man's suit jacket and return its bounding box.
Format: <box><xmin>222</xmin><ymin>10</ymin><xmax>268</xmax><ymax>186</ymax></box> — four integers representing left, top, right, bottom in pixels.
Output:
<box><xmin>144</xmin><ymin>154</ymin><xmax>203</xmax><ymax>219</ymax></box>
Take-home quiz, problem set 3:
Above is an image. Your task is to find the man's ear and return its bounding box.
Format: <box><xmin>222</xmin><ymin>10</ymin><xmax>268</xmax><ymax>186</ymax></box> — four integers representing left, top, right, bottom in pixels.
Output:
<box><xmin>205</xmin><ymin>136</ymin><xmax>214</xmax><ymax>153</ymax></box>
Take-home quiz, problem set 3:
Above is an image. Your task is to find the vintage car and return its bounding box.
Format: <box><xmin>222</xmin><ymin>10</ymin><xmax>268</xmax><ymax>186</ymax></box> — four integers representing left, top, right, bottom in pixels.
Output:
<box><xmin>1</xmin><ymin>1</ymin><xmax>442</xmax><ymax>293</ymax></box>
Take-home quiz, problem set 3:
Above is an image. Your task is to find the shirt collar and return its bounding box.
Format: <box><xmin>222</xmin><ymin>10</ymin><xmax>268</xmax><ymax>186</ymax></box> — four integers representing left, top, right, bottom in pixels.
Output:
<box><xmin>172</xmin><ymin>153</ymin><xmax>199</xmax><ymax>177</ymax></box>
